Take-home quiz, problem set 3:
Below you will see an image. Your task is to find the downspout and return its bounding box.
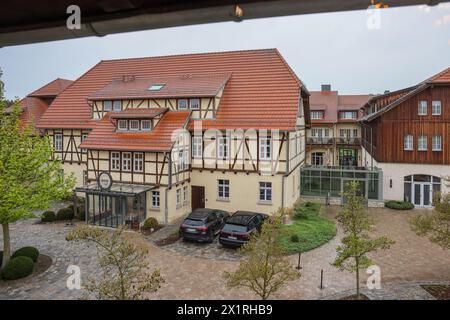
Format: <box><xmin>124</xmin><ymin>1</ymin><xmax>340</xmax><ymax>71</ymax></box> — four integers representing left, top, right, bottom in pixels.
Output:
<box><xmin>282</xmin><ymin>130</ymin><xmax>290</xmax><ymax>208</ymax></box>
<box><xmin>165</xmin><ymin>152</ymin><xmax>173</xmax><ymax>224</ymax></box>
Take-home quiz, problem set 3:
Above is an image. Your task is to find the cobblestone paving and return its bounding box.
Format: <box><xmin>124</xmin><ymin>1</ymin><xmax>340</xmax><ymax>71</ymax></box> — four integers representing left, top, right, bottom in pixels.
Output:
<box><xmin>1</xmin><ymin>206</ymin><xmax>449</xmax><ymax>300</ymax></box>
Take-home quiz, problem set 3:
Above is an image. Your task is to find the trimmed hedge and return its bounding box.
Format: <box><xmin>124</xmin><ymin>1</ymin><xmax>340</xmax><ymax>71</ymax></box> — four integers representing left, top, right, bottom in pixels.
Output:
<box><xmin>56</xmin><ymin>207</ymin><xmax>74</xmax><ymax>221</ymax></box>
<box><xmin>41</xmin><ymin>211</ymin><xmax>56</xmax><ymax>222</ymax></box>
<box><xmin>385</xmin><ymin>200</ymin><xmax>414</xmax><ymax>210</ymax></box>
<box><xmin>143</xmin><ymin>217</ymin><xmax>159</xmax><ymax>230</ymax></box>
<box><xmin>1</xmin><ymin>256</ymin><xmax>34</xmax><ymax>280</ymax></box>
<box><xmin>12</xmin><ymin>246</ymin><xmax>40</xmax><ymax>262</ymax></box>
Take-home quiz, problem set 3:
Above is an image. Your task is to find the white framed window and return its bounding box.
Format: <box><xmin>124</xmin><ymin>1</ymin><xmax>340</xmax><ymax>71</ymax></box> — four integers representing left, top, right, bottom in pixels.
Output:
<box><xmin>192</xmin><ymin>136</ymin><xmax>203</xmax><ymax>158</ymax></box>
<box><xmin>190</xmin><ymin>98</ymin><xmax>200</xmax><ymax>110</ymax></box>
<box><xmin>218</xmin><ymin>179</ymin><xmax>229</xmax><ymax>199</ymax></box>
<box><xmin>311</xmin><ymin>152</ymin><xmax>324</xmax><ymax>166</ymax></box>
<box><xmin>134</xmin><ymin>153</ymin><xmax>144</xmax><ymax>172</ymax></box>
<box><xmin>183</xmin><ymin>186</ymin><xmax>188</xmax><ymax>202</ymax></box>
<box><xmin>310</xmin><ymin>111</ymin><xmax>324</xmax><ymax>119</ymax></box>
<box><xmin>352</xmin><ymin>129</ymin><xmax>358</xmax><ymax>138</ymax></box>
<box><xmin>113</xmin><ymin>100</ymin><xmax>122</xmax><ymax>112</ymax></box>
<box><xmin>129</xmin><ymin>120</ymin><xmax>140</xmax><ymax>131</ymax></box>
<box><xmin>178</xmin><ymin>99</ymin><xmax>188</xmax><ymax>110</ymax></box>
<box><xmin>260</xmin><ymin>137</ymin><xmax>271</xmax><ymax>160</ymax></box>
<box><xmin>104</xmin><ymin>100</ymin><xmax>112</xmax><ymax>112</ymax></box>
<box><xmin>259</xmin><ymin>182</ymin><xmax>272</xmax><ymax>202</ymax></box>
<box><xmin>432</xmin><ymin>101</ymin><xmax>442</xmax><ymax>116</ymax></box>
<box><xmin>324</xmin><ymin>129</ymin><xmax>330</xmax><ymax>137</ymax></box>
<box><xmin>340</xmin><ymin>111</ymin><xmax>357</xmax><ymax>119</ymax></box>
<box><xmin>177</xmin><ymin>150</ymin><xmax>185</xmax><ymax>171</ymax></box>
<box><xmin>418</xmin><ymin>101</ymin><xmax>427</xmax><ymax>116</ymax></box>
<box><xmin>151</xmin><ymin>191</ymin><xmax>160</xmax><ymax>208</ymax></box>
<box><xmin>176</xmin><ymin>188</ymin><xmax>182</xmax><ymax>206</ymax></box>
<box><xmin>432</xmin><ymin>135</ymin><xmax>442</xmax><ymax>151</ymax></box>
<box><xmin>311</xmin><ymin>128</ymin><xmax>322</xmax><ymax>138</ymax></box>
<box><xmin>418</xmin><ymin>135</ymin><xmax>427</xmax><ymax>151</ymax></box>
<box><xmin>54</xmin><ymin>133</ymin><xmax>63</xmax><ymax>151</ymax></box>
<box><xmin>141</xmin><ymin>120</ymin><xmax>152</xmax><ymax>131</ymax></box>
<box><xmin>118</xmin><ymin>120</ymin><xmax>127</xmax><ymax>131</ymax></box>
<box><xmin>122</xmin><ymin>152</ymin><xmax>132</xmax><ymax>171</ymax></box>
<box><xmin>111</xmin><ymin>152</ymin><xmax>120</xmax><ymax>170</ymax></box>
<box><xmin>404</xmin><ymin>134</ymin><xmax>413</xmax><ymax>151</ymax></box>
<box><xmin>218</xmin><ymin>136</ymin><xmax>229</xmax><ymax>159</ymax></box>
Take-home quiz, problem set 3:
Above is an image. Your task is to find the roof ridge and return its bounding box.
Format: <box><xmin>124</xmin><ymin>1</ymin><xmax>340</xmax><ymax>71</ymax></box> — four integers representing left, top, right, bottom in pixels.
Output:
<box><xmin>99</xmin><ymin>48</ymin><xmax>277</xmax><ymax>63</ymax></box>
<box><xmin>424</xmin><ymin>66</ymin><xmax>450</xmax><ymax>83</ymax></box>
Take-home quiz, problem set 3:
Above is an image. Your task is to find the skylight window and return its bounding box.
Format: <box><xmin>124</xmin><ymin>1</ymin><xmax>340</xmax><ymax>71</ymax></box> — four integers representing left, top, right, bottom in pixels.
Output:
<box><xmin>148</xmin><ymin>84</ymin><xmax>165</xmax><ymax>91</ymax></box>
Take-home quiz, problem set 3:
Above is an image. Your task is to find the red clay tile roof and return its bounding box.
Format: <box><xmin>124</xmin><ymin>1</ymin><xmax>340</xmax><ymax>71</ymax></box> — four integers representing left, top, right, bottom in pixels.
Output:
<box><xmin>88</xmin><ymin>73</ymin><xmax>231</xmax><ymax>100</ymax></box>
<box><xmin>37</xmin><ymin>49</ymin><xmax>307</xmax><ymax>130</ymax></box>
<box><xmin>309</xmin><ymin>91</ymin><xmax>371</xmax><ymax>124</ymax></box>
<box><xmin>362</xmin><ymin>67</ymin><xmax>450</xmax><ymax>121</ymax></box>
<box><xmin>17</xmin><ymin>97</ymin><xmax>49</xmax><ymax>129</ymax></box>
<box><xmin>28</xmin><ymin>78</ymin><xmax>73</xmax><ymax>97</ymax></box>
<box><xmin>109</xmin><ymin>108</ymin><xmax>168</xmax><ymax>119</ymax></box>
<box><xmin>80</xmin><ymin>110</ymin><xmax>190</xmax><ymax>151</ymax></box>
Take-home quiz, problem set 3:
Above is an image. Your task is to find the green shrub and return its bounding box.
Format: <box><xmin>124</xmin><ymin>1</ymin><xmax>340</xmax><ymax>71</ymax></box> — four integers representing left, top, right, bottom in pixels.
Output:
<box><xmin>56</xmin><ymin>207</ymin><xmax>74</xmax><ymax>221</ymax></box>
<box><xmin>77</xmin><ymin>205</ymin><xmax>86</xmax><ymax>221</ymax></box>
<box><xmin>12</xmin><ymin>246</ymin><xmax>40</xmax><ymax>262</ymax></box>
<box><xmin>41</xmin><ymin>211</ymin><xmax>56</xmax><ymax>222</ymax></box>
<box><xmin>1</xmin><ymin>256</ymin><xmax>34</xmax><ymax>280</ymax></box>
<box><xmin>290</xmin><ymin>234</ymin><xmax>300</xmax><ymax>243</ymax></box>
<box><xmin>294</xmin><ymin>202</ymin><xmax>321</xmax><ymax>220</ymax></box>
<box><xmin>143</xmin><ymin>217</ymin><xmax>159</xmax><ymax>230</ymax></box>
<box><xmin>385</xmin><ymin>200</ymin><xmax>414</xmax><ymax>210</ymax></box>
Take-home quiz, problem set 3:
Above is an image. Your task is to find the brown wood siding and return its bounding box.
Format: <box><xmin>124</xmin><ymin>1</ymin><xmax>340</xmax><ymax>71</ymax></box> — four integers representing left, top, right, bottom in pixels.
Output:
<box><xmin>363</xmin><ymin>85</ymin><xmax>450</xmax><ymax>164</ymax></box>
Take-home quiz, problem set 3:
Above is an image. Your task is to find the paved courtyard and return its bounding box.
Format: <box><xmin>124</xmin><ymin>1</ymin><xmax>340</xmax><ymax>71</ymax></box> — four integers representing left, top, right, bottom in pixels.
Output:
<box><xmin>1</xmin><ymin>206</ymin><xmax>449</xmax><ymax>300</ymax></box>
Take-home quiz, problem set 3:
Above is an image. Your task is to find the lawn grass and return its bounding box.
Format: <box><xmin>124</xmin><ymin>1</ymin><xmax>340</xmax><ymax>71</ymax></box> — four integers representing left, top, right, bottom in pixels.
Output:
<box><xmin>278</xmin><ymin>202</ymin><xmax>337</xmax><ymax>254</ymax></box>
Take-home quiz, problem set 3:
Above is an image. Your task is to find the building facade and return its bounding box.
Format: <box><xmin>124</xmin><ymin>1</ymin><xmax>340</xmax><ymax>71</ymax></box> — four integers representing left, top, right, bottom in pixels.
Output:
<box><xmin>306</xmin><ymin>85</ymin><xmax>371</xmax><ymax>167</ymax></box>
<box><xmin>361</xmin><ymin>68</ymin><xmax>450</xmax><ymax>207</ymax></box>
<box><xmin>35</xmin><ymin>49</ymin><xmax>310</xmax><ymax>227</ymax></box>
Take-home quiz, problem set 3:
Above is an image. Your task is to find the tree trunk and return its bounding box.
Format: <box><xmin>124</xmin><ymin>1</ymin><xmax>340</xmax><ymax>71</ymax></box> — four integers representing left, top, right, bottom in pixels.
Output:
<box><xmin>356</xmin><ymin>258</ymin><xmax>360</xmax><ymax>300</ymax></box>
<box><xmin>2</xmin><ymin>223</ymin><xmax>11</xmax><ymax>269</ymax></box>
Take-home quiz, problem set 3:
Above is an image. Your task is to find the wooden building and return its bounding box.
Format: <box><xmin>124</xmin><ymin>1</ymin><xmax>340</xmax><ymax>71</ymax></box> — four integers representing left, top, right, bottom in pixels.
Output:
<box><xmin>361</xmin><ymin>67</ymin><xmax>450</xmax><ymax>207</ymax></box>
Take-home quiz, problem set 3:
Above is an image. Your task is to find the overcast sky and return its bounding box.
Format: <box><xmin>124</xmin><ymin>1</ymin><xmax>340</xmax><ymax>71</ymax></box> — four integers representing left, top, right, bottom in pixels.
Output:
<box><xmin>1</xmin><ymin>4</ymin><xmax>449</xmax><ymax>99</ymax></box>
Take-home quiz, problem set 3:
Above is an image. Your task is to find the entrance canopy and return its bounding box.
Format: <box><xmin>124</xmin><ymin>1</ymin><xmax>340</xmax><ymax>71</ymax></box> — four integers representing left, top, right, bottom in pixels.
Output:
<box><xmin>75</xmin><ymin>182</ymin><xmax>153</xmax><ymax>197</ymax></box>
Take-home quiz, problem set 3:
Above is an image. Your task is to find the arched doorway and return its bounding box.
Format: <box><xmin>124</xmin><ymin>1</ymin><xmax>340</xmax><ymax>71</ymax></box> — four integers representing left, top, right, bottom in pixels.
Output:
<box><xmin>404</xmin><ymin>175</ymin><xmax>441</xmax><ymax>207</ymax></box>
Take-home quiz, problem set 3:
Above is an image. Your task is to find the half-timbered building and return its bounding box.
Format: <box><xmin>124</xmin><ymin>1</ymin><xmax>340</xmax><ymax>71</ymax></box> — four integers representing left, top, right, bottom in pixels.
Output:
<box><xmin>35</xmin><ymin>49</ymin><xmax>310</xmax><ymax>227</ymax></box>
<box><xmin>361</xmin><ymin>67</ymin><xmax>450</xmax><ymax>207</ymax></box>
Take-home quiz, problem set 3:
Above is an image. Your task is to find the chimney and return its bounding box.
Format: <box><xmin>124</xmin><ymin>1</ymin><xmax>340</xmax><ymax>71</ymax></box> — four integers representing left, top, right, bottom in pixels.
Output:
<box><xmin>321</xmin><ymin>84</ymin><xmax>331</xmax><ymax>91</ymax></box>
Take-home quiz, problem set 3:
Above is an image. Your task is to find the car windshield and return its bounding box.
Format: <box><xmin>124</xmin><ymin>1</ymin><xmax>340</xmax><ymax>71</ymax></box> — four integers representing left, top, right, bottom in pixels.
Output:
<box><xmin>184</xmin><ymin>219</ymin><xmax>204</xmax><ymax>226</ymax></box>
<box><xmin>222</xmin><ymin>223</ymin><xmax>247</xmax><ymax>233</ymax></box>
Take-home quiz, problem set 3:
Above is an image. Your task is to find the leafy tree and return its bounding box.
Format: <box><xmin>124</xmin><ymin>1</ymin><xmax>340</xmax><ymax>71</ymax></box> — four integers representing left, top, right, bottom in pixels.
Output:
<box><xmin>0</xmin><ymin>74</ymin><xmax>75</xmax><ymax>268</ymax></box>
<box><xmin>66</xmin><ymin>225</ymin><xmax>164</xmax><ymax>300</ymax></box>
<box><xmin>223</xmin><ymin>215</ymin><xmax>300</xmax><ymax>300</ymax></box>
<box><xmin>410</xmin><ymin>190</ymin><xmax>450</xmax><ymax>250</ymax></box>
<box><xmin>333</xmin><ymin>181</ymin><xmax>394</xmax><ymax>299</ymax></box>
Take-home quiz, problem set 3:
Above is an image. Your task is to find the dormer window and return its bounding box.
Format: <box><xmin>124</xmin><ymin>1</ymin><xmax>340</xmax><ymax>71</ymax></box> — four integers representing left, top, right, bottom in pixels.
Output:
<box><xmin>339</xmin><ymin>111</ymin><xmax>357</xmax><ymax>119</ymax></box>
<box><xmin>104</xmin><ymin>100</ymin><xmax>112</xmax><ymax>112</ymax></box>
<box><xmin>311</xmin><ymin>111</ymin><xmax>324</xmax><ymax>120</ymax></box>
<box><xmin>190</xmin><ymin>98</ymin><xmax>200</xmax><ymax>110</ymax></box>
<box><xmin>113</xmin><ymin>100</ymin><xmax>122</xmax><ymax>112</ymax></box>
<box><xmin>148</xmin><ymin>84</ymin><xmax>165</xmax><ymax>91</ymax></box>
<box><xmin>118</xmin><ymin>120</ymin><xmax>128</xmax><ymax>131</ymax></box>
<box><xmin>129</xmin><ymin>120</ymin><xmax>140</xmax><ymax>131</ymax></box>
<box><xmin>178</xmin><ymin>99</ymin><xmax>188</xmax><ymax>110</ymax></box>
<box><xmin>141</xmin><ymin>120</ymin><xmax>152</xmax><ymax>130</ymax></box>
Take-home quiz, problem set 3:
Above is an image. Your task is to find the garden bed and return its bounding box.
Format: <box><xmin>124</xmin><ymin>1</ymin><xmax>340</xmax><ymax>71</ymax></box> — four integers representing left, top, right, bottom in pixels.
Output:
<box><xmin>278</xmin><ymin>202</ymin><xmax>337</xmax><ymax>254</ymax></box>
<box><xmin>339</xmin><ymin>294</ymin><xmax>370</xmax><ymax>300</ymax></box>
<box><xmin>421</xmin><ymin>284</ymin><xmax>450</xmax><ymax>300</ymax></box>
<box><xmin>0</xmin><ymin>254</ymin><xmax>52</xmax><ymax>287</ymax></box>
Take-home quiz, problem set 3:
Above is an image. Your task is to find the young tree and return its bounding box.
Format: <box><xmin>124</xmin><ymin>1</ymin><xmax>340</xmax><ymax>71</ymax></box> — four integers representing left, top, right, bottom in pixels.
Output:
<box><xmin>223</xmin><ymin>216</ymin><xmax>300</xmax><ymax>300</ymax></box>
<box><xmin>66</xmin><ymin>225</ymin><xmax>164</xmax><ymax>300</ymax></box>
<box><xmin>0</xmin><ymin>77</ymin><xmax>75</xmax><ymax>268</ymax></box>
<box><xmin>410</xmin><ymin>191</ymin><xmax>450</xmax><ymax>250</ymax></box>
<box><xmin>333</xmin><ymin>181</ymin><xmax>394</xmax><ymax>299</ymax></box>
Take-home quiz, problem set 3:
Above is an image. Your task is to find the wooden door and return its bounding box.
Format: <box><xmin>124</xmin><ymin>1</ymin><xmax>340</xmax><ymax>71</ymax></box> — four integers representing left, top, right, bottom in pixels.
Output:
<box><xmin>191</xmin><ymin>186</ymin><xmax>205</xmax><ymax>210</ymax></box>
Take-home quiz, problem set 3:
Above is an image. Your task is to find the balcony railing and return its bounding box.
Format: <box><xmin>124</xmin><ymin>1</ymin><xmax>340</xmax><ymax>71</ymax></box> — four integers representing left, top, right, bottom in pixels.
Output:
<box><xmin>307</xmin><ymin>137</ymin><xmax>334</xmax><ymax>145</ymax></box>
<box><xmin>307</xmin><ymin>137</ymin><xmax>361</xmax><ymax>145</ymax></box>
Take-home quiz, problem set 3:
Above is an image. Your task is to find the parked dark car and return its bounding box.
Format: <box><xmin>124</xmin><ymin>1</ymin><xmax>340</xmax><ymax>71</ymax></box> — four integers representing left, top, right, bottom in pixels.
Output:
<box><xmin>179</xmin><ymin>208</ymin><xmax>230</xmax><ymax>243</ymax></box>
<box><xmin>219</xmin><ymin>211</ymin><xmax>268</xmax><ymax>247</ymax></box>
